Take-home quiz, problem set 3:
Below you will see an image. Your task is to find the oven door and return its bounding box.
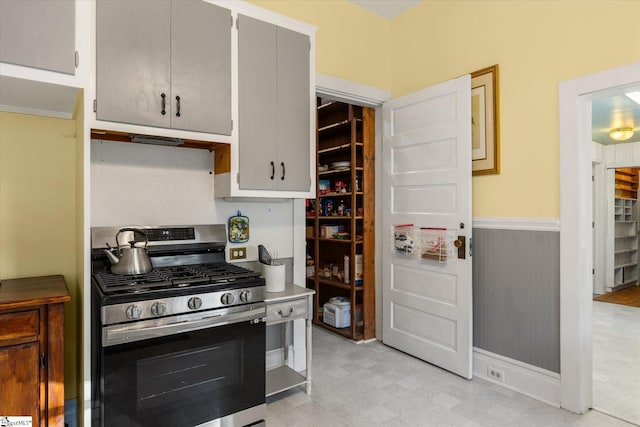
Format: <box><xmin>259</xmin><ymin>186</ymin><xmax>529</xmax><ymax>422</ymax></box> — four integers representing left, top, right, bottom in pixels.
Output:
<box><xmin>97</xmin><ymin>304</ymin><xmax>266</xmax><ymax>427</ymax></box>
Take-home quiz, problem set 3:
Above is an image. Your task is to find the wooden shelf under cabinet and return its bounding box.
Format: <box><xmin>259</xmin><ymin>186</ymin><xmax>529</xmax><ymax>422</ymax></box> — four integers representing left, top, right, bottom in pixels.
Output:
<box><xmin>314</xmin><ymin>321</ymin><xmax>361</xmax><ymax>340</ymax></box>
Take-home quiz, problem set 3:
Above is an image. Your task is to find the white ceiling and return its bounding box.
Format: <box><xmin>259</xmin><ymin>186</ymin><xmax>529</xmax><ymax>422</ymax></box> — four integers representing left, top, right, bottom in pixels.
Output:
<box><xmin>348</xmin><ymin>0</ymin><xmax>422</xmax><ymax>19</ymax></box>
<box><xmin>592</xmin><ymin>89</ymin><xmax>640</xmax><ymax>145</ymax></box>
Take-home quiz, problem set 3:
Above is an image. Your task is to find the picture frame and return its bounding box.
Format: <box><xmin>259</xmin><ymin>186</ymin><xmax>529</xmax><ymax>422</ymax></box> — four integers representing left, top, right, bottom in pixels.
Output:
<box><xmin>471</xmin><ymin>65</ymin><xmax>500</xmax><ymax>175</ymax></box>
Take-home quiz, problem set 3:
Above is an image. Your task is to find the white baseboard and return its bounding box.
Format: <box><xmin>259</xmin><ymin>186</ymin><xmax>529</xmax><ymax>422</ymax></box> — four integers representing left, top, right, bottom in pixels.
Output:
<box><xmin>473</xmin><ymin>348</ymin><xmax>561</xmax><ymax>407</ymax></box>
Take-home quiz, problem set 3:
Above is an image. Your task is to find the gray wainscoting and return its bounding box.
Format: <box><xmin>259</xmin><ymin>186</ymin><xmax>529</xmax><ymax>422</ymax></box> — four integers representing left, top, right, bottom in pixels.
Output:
<box><xmin>472</xmin><ymin>228</ymin><xmax>560</xmax><ymax>373</ymax></box>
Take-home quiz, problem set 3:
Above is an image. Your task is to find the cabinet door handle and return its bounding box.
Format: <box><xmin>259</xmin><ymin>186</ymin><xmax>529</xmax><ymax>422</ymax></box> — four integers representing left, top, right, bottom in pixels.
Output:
<box><xmin>278</xmin><ymin>307</ymin><xmax>294</xmax><ymax>318</ymax></box>
<box><xmin>175</xmin><ymin>95</ymin><xmax>181</xmax><ymax>117</ymax></box>
<box><xmin>270</xmin><ymin>161</ymin><xmax>275</xmax><ymax>180</ymax></box>
<box><xmin>161</xmin><ymin>93</ymin><xmax>166</xmax><ymax>115</ymax></box>
<box><xmin>281</xmin><ymin>162</ymin><xmax>285</xmax><ymax>180</ymax></box>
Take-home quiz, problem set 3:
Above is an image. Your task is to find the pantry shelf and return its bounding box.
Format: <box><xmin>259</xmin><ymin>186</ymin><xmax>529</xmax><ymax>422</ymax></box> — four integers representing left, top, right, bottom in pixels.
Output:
<box><xmin>306</xmin><ymin>98</ymin><xmax>375</xmax><ymax>341</ymax></box>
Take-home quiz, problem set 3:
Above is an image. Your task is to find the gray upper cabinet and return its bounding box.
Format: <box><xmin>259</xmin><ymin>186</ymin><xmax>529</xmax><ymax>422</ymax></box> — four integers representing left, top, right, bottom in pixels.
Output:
<box><xmin>0</xmin><ymin>0</ymin><xmax>76</xmax><ymax>75</ymax></box>
<box><xmin>96</xmin><ymin>0</ymin><xmax>231</xmax><ymax>135</ymax></box>
<box><xmin>96</xmin><ymin>0</ymin><xmax>171</xmax><ymax>129</ymax></box>
<box><xmin>238</xmin><ymin>15</ymin><xmax>311</xmax><ymax>192</ymax></box>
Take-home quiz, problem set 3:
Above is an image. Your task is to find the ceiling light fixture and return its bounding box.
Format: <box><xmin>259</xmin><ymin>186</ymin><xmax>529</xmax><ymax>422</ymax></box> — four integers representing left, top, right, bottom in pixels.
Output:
<box><xmin>626</xmin><ymin>91</ymin><xmax>640</xmax><ymax>105</ymax></box>
<box><xmin>609</xmin><ymin>127</ymin><xmax>634</xmax><ymax>141</ymax></box>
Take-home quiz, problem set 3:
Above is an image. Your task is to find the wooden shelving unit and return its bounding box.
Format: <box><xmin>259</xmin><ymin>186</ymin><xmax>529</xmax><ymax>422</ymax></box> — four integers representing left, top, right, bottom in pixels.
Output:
<box><xmin>615</xmin><ymin>168</ymin><xmax>638</xmax><ymax>199</ymax></box>
<box><xmin>306</xmin><ymin>98</ymin><xmax>375</xmax><ymax>341</ymax></box>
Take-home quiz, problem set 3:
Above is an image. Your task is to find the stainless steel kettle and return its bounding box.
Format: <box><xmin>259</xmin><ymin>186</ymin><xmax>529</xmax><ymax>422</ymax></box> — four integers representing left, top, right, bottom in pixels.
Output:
<box><xmin>103</xmin><ymin>228</ymin><xmax>153</xmax><ymax>275</ymax></box>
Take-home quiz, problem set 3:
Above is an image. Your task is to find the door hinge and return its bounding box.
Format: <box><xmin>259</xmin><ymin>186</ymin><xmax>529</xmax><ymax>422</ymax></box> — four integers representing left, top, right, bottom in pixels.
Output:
<box><xmin>40</xmin><ymin>352</ymin><xmax>46</xmax><ymax>369</ymax></box>
<box><xmin>592</xmin><ymin>221</ymin><xmax>595</xmax><ymax>228</ymax></box>
<box><xmin>469</xmin><ymin>237</ymin><xmax>473</xmax><ymax>257</ymax></box>
<box><xmin>592</xmin><ymin>175</ymin><xmax>595</xmax><ymax>181</ymax></box>
<box><xmin>236</xmin><ymin>173</ymin><xmax>240</xmax><ymax>184</ymax></box>
<box><xmin>93</xmin><ymin>99</ymin><xmax>97</xmax><ymax>113</ymax></box>
<box><xmin>74</xmin><ymin>51</ymin><xmax>79</xmax><ymax>68</ymax></box>
<box><xmin>231</xmin><ymin>119</ymin><xmax>233</xmax><ymax>131</ymax></box>
<box><xmin>231</xmin><ymin>15</ymin><xmax>233</xmax><ymax>28</ymax></box>
<box><xmin>592</xmin><ymin>268</ymin><xmax>595</xmax><ymax>275</ymax></box>
<box><xmin>236</xmin><ymin>17</ymin><xmax>240</xmax><ymax>29</ymax></box>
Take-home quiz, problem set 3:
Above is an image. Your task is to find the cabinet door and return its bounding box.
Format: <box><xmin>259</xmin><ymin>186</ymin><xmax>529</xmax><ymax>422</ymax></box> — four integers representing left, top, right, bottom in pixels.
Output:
<box><xmin>276</xmin><ymin>27</ymin><xmax>311</xmax><ymax>191</ymax></box>
<box><xmin>238</xmin><ymin>15</ymin><xmax>277</xmax><ymax>191</ymax></box>
<box><xmin>171</xmin><ymin>1</ymin><xmax>232</xmax><ymax>135</ymax></box>
<box><xmin>96</xmin><ymin>0</ymin><xmax>171</xmax><ymax>128</ymax></box>
<box><xmin>0</xmin><ymin>0</ymin><xmax>75</xmax><ymax>75</ymax></box>
<box><xmin>0</xmin><ymin>342</ymin><xmax>40</xmax><ymax>425</ymax></box>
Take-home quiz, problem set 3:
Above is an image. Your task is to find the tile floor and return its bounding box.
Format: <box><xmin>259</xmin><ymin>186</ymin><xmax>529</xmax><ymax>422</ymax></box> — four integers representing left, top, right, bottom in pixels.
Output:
<box><xmin>593</xmin><ymin>300</ymin><xmax>640</xmax><ymax>425</ymax></box>
<box><xmin>267</xmin><ymin>326</ymin><xmax>637</xmax><ymax>427</ymax></box>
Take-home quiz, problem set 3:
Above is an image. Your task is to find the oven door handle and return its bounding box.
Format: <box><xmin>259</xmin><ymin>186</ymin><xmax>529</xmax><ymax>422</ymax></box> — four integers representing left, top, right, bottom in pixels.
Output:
<box><xmin>103</xmin><ymin>309</ymin><xmax>265</xmax><ymax>347</ymax></box>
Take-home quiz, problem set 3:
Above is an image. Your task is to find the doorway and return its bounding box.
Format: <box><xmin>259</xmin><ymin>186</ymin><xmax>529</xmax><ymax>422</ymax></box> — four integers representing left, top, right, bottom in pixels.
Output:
<box><xmin>559</xmin><ymin>61</ymin><xmax>640</xmax><ymax>415</ymax></box>
<box><xmin>592</xmin><ymin>163</ymin><xmax>640</xmax><ymax>424</ymax></box>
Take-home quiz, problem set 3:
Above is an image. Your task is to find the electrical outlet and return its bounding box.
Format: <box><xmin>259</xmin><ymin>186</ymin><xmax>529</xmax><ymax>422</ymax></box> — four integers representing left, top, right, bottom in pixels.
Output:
<box><xmin>230</xmin><ymin>247</ymin><xmax>247</xmax><ymax>260</ymax></box>
<box><xmin>487</xmin><ymin>366</ymin><xmax>505</xmax><ymax>382</ymax></box>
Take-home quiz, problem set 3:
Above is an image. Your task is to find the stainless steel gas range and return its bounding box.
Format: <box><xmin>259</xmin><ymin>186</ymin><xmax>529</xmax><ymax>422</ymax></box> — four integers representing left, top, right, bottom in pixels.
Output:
<box><xmin>90</xmin><ymin>224</ymin><xmax>266</xmax><ymax>427</ymax></box>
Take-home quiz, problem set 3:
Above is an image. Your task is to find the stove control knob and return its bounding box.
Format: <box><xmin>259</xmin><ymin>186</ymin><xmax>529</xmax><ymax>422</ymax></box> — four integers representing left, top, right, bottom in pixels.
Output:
<box><xmin>239</xmin><ymin>290</ymin><xmax>252</xmax><ymax>303</ymax></box>
<box><xmin>221</xmin><ymin>292</ymin><xmax>235</xmax><ymax>305</ymax></box>
<box><xmin>188</xmin><ymin>297</ymin><xmax>202</xmax><ymax>310</ymax></box>
<box><xmin>151</xmin><ymin>302</ymin><xmax>166</xmax><ymax>316</ymax></box>
<box><xmin>126</xmin><ymin>305</ymin><xmax>142</xmax><ymax>320</ymax></box>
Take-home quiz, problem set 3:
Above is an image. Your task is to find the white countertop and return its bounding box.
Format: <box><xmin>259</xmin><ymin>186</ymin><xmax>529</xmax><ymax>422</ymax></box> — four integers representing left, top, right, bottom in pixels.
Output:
<box><xmin>264</xmin><ymin>283</ymin><xmax>315</xmax><ymax>303</ymax></box>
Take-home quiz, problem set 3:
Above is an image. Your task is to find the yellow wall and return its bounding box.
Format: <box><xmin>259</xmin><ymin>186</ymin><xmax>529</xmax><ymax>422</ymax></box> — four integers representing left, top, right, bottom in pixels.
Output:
<box><xmin>251</xmin><ymin>0</ymin><xmax>640</xmax><ymax>218</ymax></box>
<box><xmin>391</xmin><ymin>0</ymin><xmax>640</xmax><ymax>218</ymax></box>
<box><xmin>0</xmin><ymin>111</ymin><xmax>79</xmax><ymax>399</ymax></box>
<box><xmin>248</xmin><ymin>0</ymin><xmax>392</xmax><ymax>91</ymax></box>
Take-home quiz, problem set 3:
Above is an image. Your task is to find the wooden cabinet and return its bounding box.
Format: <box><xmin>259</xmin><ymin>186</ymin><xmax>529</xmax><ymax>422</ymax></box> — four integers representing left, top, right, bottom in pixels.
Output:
<box><xmin>306</xmin><ymin>99</ymin><xmax>375</xmax><ymax>341</ymax></box>
<box><xmin>0</xmin><ymin>0</ymin><xmax>76</xmax><ymax>75</ymax></box>
<box><xmin>0</xmin><ymin>275</ymin><xmax>70</xmax><ymax>427</ymax></box>
<box><xmin>96</xmin><ymin>0</ymin><xmax>232</xmax><ymax>135</ymax></box>
<box><xmin>237</xmin><ymin>14</ymin><xmax>311</xmax><ymax>192</ymax></box>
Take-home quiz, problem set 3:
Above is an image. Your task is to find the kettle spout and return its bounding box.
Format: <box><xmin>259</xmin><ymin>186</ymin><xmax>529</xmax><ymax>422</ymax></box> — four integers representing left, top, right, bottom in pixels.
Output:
<box><xmin>103</xmin><ymin>248</ymin><xmax>120</xmax><ymax>265</ymax></box>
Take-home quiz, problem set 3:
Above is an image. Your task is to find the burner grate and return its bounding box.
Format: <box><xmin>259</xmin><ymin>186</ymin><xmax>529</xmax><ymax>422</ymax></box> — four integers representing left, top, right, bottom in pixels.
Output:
<box><xmin>94</xmin><ymin>270</ymin><xmax>171</xmax><ymax>292</ymax></box>
<box><xmin>94</xmin><ymin>262</ymin><xmax>262</xmax><ymax>294</ymax></box>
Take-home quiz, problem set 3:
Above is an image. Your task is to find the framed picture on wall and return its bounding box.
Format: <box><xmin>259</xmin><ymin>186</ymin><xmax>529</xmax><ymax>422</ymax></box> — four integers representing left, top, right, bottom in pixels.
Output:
<box><xmin>471</xmin><ymin>64</ymin><xmax>500</xmax><ymax>175</ymax></box>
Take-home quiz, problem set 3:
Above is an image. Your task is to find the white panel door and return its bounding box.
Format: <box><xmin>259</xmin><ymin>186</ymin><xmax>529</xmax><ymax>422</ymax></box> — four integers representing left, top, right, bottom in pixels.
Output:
<box><xmin>382</xmin><ymin>75</ymin><xmax>473</xmax><ymax>379</ymax></box>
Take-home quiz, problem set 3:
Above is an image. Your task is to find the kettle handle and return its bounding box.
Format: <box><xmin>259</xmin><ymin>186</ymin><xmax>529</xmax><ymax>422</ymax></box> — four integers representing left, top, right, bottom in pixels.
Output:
<box><xmin>115</xmin><ymin>228</ymin><xmax>149</xmax><ymax>249</ymax></box>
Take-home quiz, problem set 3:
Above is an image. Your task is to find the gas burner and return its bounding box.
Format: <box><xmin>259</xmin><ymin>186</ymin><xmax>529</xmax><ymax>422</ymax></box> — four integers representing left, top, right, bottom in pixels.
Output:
<box><xmin>94</xmin><ymin>262</ymin><xmax>262</xmax><ymax>295</ymax></box>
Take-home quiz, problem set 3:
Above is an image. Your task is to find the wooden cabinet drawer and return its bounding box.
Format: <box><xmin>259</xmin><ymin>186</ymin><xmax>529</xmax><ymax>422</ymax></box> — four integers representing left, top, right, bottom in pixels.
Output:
<box><xmin>266</xmin><ymin>298</ymin><xmax>309</xmax><ymax>324</ymax></box>
<box><xmin>0</xmin><ymin>310</ymin><xmax>39</xmax><ymax>341</ymax></box>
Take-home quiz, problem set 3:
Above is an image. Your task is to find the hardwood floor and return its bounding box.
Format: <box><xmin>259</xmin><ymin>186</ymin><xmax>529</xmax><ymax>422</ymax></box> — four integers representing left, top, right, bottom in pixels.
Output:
<box><xmin>594</xmin><ymin>286</ymin><xmax>640</xmax><ymax>308</ymax></box>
